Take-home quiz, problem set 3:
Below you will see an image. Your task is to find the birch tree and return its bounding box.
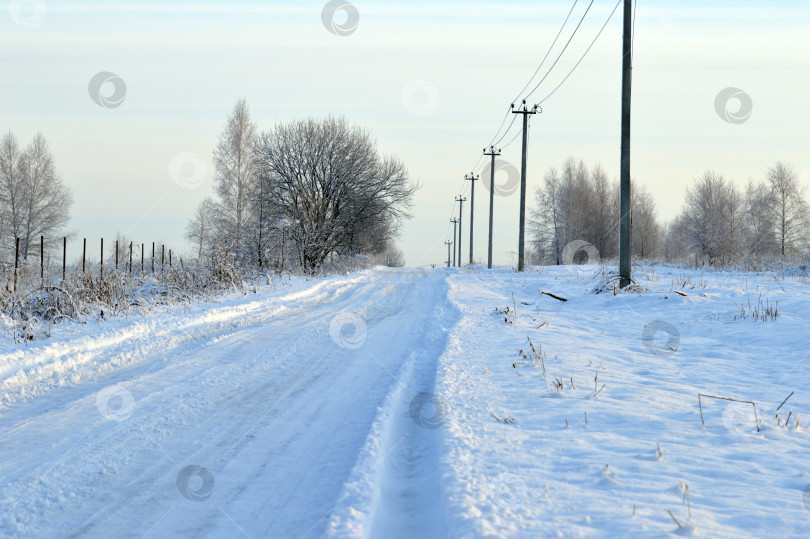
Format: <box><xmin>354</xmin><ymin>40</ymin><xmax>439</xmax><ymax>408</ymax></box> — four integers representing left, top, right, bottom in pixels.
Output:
<box><xmin>765</xmin><ymin>161</ymin><xmax>808</xmax><ymax>256</ymax></box>
<box><xmin>212</xmin><ymin>99</ymin><xmax>258</xmax><ymax>260</ymax></box>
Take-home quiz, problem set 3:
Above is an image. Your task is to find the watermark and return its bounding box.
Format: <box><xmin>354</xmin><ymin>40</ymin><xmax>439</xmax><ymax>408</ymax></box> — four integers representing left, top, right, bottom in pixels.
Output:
<box><xmin>401</xmin><ymin>80</ymin><xmax>440</xmax><ymax>117</ymax></box>
<box><xmin>321</xmin><ymin>0</ymin><xmax>358</xmax><ymax>36</ymax></box>
<box><xmin>8</xmin><ymin>0</ymin><xmax>46</xmax><ymax>28</ymax></box>
<box><xmin>409</xmin><ymin>392</ymin><xmax>447</xmax><ymax>429</ymax></box>
<box><xmin>492</xmin><ymin>473</ymin><xmax>528</xmax><ymax>508</ymax></box>
<box><xmin>96</xmin><ymin>384</ymin><xmax>135</xmax><ymax>422</ymax></box>
<box><xmin>481</xmin><ymin>158</ymin><xmax>520</xmax><ymax>197</ymax></box>
<box><xmin>561</xmin><ymin>240</ymin><xmax>600</xmax><ymax>266</ymax></box>
<box><xmin>714</xmin><ymin>87</ymin><xmax>752</xmax><ymax>125</ymax></box>
<box><xmin>329</xmin><ymin>312</ymin><xmax>367</xmax><ymax>349</ymax></box>
<box><xmin>641</xmin><ymin>320</ymin><xmax>680</xmax><ymax>357</ymax></box>
<box><xmin>169</xmin><ymin>152</ymin><xmax>208</xmax><ymax>189</ymax></box>
<box><xmin>176</xmin><ymin>465</ymin><xmax>215</xmax><ymax>501</ymax></box>
<box><xmin>88</xmin><ymin>71</ymin><xmax>127</xmax><ymax>109</ymax></box>
<box><xmin>721</xmin><ymin>402</ymin><xmax>758</xmax><ymax>435</ymax></box>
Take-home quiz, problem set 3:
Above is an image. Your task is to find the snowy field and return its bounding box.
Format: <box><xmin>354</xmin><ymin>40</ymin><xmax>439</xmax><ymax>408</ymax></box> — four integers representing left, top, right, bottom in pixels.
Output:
<box><xmin>1</xmin><ymin>264</ymin><xmax>809</xmax><ymax>538</ymax></box>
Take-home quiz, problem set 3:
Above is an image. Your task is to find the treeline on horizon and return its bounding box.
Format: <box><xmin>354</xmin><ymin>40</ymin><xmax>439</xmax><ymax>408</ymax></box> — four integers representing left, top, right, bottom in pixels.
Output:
<box><xmin>528</xmin><ymin>157</ymin><xmax>810</xmax><ymax>267</ymax></box>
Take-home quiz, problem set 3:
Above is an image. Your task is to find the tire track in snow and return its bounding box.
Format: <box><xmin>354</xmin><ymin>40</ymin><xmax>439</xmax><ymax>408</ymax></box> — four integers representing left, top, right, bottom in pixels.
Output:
<box><xmin>327</xmin><ymin>273</ymin><xmax>459</xmax><ymax>538</ymax></box>
<box><xmin>0</xmin><ymin>268</ymin><xmax>454</xmax><ymax>538</ymax></box>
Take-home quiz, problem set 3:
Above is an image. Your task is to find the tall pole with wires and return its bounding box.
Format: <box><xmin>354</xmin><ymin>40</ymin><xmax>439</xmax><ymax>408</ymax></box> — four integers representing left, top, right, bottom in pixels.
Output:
<box><xmin>450</xmin><ymin>218</ymin><xmax>458</xmax><ymax>267</ymax></box>
<box><xmin>619</xmin><ymin>0</ymin><xmax>633</xmax><ymax>288</ymax></box>
<box><xmin>455</xmin><ymin>196</ymin><xmax>466</xmax><ymax>267</ymax></box>
<box><xmin>483</xmin><ymin>146</ymin><xmax>501</xmax><ymax>269</ymax></box>
<box><xmin>465</xmin><ymin>173</ymin><xmax>479</xmax><ymax>265</ymax></box>
<box><xmin>445</xmin><ymin>240</ymin><xmax>452</xmax><ymax>268</ymax></box>
<box><xmin>512</xmin><ymin>100</ymin><xmax>538</xmax><ymax>272</ymax></box>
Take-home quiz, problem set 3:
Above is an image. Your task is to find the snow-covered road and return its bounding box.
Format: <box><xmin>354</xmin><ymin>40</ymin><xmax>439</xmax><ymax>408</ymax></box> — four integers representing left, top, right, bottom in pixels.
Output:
<box><xmin>2</xmin><ymin>265</ymin><xmax>810</xmax><ymax>538</ymax></box>
<box><xmin>1</xmin><ymin>269</ymin><xmax>455</xmax><ymax>538</ymax></box>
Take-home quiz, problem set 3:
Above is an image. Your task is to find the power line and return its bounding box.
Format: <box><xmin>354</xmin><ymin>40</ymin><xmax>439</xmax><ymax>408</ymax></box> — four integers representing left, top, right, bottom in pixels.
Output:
<box><xmin>512</xmin><ymin>0</ymin><xmax>581</xmax><ymax>102</ymax></box>
<box><xmin>522</xmin><ymin>0</ymin><xmax>596</xmax><ymax>102</ymax></box>
<box><xmin>484</xmin><ymin>0</ymin><xmax>580</xmax><ymax>150</ymax></box>
<box><xmin>538</xmin><ymin>0</ymin><xmax>623</xmax><ymax>106</ymax></box>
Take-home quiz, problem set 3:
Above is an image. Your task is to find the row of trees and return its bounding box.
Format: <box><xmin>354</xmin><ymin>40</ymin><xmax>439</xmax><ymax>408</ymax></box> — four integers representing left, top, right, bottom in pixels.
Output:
<box><xmin>0</xmin><ymin>132</ymin><xmax>73</xmax><ymax>259</ymax></box>
<box><xmin>529</xmin><ymin>158</ymin><xmax>809</xmax><ymax>266</ymax></box>
<box><xmin>186</xmin><ymin>100</ymin><xmax>416</xmax><ymax>271</ymax></box>
<box><xmin>666</xmin><ymin>163</ymin><xmax>809</xmax><ymax>263</ymax></box>
<box><xmin>529</xmin><ymin>158</ymin><xmax>661</xmax><ymax>265</ymax></box>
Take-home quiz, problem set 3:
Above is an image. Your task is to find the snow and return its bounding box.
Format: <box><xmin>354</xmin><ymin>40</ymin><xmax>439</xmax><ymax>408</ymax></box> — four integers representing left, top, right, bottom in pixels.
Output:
<box><xmin>1</xmin><ymin>264</ymin><xmax>809</xmax><ymax>538</ymax></box>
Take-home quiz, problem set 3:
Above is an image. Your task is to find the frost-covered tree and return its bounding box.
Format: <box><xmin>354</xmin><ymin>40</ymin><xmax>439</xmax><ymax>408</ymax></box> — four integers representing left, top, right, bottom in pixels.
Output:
<box><xmin>0</xmin><ymin>132</ymin><xmax>72</xmax><ymax>259</ymax></box>
<box><xmin>184</xmin><ymin>197</ymin><xmax>219</xmax><ymax>263</ymax></box>
<box><xmin>765</xmin><ymin>161</ymin><xmax>808</xmax><ymax>256</ymax></box>
<box><xmin>212</xmin><ymin>99</ymin><xmax>258</xmax><ymax>261</ymax></box>
<box><xmin>255</xmin><ymin>116</ymin><xmax>417</xmax><ymax>271</ymax></box>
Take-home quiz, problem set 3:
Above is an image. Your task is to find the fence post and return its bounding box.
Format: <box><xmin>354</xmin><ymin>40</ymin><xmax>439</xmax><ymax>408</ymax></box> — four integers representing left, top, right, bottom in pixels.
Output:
<box><xmin>82</xmin><ymin>238</ymin><xmax>86</xmax><ymax>273</ymax></box>
<box><xmin>161</xmin><ymin>245</ymin><xmax>165</xmax><ymax>271</ymax></box>
<box><xmin>40</xmin><ymin>235</ymin><xmax>44</xmax><ymax>286</ymax></box>
<box><xmin>14</xmin><ymin>237</ymin><xmax>19</xmax><ymax>292</ymax></box>
<box><xmin>62</xmin><ymin>237</ymin><xmax>66</xmax><ymax>281</ymax></box>
<box><xmin>100</xmin><ymin>238</ymin><xmax>104</xmax><ymax>279</ymax></box>
<box><xmin>169</xmin><ymin>249</ymin><xmax>172</xmax><ymax>268</ymax></box>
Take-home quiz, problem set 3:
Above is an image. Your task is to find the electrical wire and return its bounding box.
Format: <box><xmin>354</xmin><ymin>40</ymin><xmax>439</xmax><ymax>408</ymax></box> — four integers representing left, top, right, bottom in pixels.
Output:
<box><xmin>484</xmin><ymin>0</ymin><xmax>580</xmax><ymax>150</ymax></box>
<box><xmin>537</xmin><ymin>0</ymin><xmax>622</xmax><ymax>106</ymax></box>
<box><xmin>512</xmin><ymin>0</ymin><xmax>580</xmax><ymax>103</ymax></box>
<box><xmin>522</xmin><ymin>0</ymin><xmax>596</xmax><ymax>103</ymax></box>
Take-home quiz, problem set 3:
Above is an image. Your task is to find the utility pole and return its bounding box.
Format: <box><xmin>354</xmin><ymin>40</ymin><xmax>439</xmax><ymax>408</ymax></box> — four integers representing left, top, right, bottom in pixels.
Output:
<box><xmin>618</xmin><ymin>0</ymin><xmax>633</xmax><ymax>288</ymax></box>
<box><xmin>450</xmin><ymin>218</ymin><xmax>458</xmax><ymax>267</ymax></box>
<box><xmin>465</xmin><ymin>173</ymin><xmax>479</xmax><ymax>266</ymax></box>
<box><xmin>512</xmin><ymin>100</ymin><xmax>538</xmax><ymax>272</ymax></box>
<box><xmin>455</xmin><ymin>195</ymin><xmax>466</xmax><ymax>267</ymax></box>
<box><xmin>483</xmin><ymin>146</ymin><xmax>501</xmax><ymax>269</ymax></box>
<box><xmin>445</xmin><ymin>240</ymin><xmax>452</xmax><ymax>268</ymax></box>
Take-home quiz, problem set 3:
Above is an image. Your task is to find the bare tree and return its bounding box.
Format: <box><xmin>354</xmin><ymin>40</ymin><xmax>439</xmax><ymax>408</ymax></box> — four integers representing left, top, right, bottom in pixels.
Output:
<box><xmin>255</xmin><ymin>116</ymin><xmax>417</xmax><ymax>271</ymax></box>
<box><xmin>382</xmin><ymin>245</ymin><xmax>405</xmax><ymax>267</ymax></box>
<box><xmin>744</xmin><ymin>178</ymin><xmax>777</xmax><ymax>257</ymax></box>
<box><xmin>0</xmin><ymin>132</ymin><xmax>72</xmax><ymax>259</ymax></box>
<box><xmin>185</xmin><ymin>197</ymin><xmax>219</xmax><ymax>263</ymax></box>
<box><xmin>213</xmin><ymin>99</ymin><xmax>258</xmax><ymax>261</ymax></box>
<box><xmin>632</xmin><ymin>184</ymin><xmax>661</xmax><ymax>259</ymax></box>
<box><xmin>0</xmin><ymin>131</ymin><xmax>25</xmax><ymax>251</ymax></box>
<box><xmin>765</xmin><ymin>161</ymin><xmax>808</xmax><ymax>256</ymax></box>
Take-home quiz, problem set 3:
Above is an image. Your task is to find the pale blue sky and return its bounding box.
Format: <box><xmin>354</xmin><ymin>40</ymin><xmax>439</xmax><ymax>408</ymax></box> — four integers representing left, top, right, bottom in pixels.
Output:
<box><xmin>1</xmin><ymin>1</ymin><xmax>808</xmax><ymax>266</ymax></box>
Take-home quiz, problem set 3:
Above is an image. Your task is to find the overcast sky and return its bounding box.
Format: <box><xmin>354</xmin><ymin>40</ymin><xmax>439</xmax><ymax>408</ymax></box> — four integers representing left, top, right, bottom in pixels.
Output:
<box><xmin>2</xmin><ymin>0</ymin><xmax>808</xmax><ymax>267</ymax></box>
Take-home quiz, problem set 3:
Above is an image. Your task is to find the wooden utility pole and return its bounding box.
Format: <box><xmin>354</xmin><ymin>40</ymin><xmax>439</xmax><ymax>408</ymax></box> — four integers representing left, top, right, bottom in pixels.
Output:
<box><xmin>445</xmin><ymin>240</ymin><xmax>452</xmax><ymax>268</ymax></box>
<box><xmin>619</xmin><ymin>0</ymin><xmax>633</xmax><ymax>288</ymax></box>
<box><xmin>465</xmin><ymin>173</ymin><xmax>479</xmax><ymax>265</ymax></box>
<box><xmin>82</xmin><ymin>238</ymin><xmax>86</xmax><ymax>273</ymax></box>
<box><xmin>483</xmin><ymin>146</ymin><xmax>501</xmax><ymax>269</ymax></box>
<box><xmin>62</xmin><ymin>237</ymin><xmax>66</xmax><ymax>281</ymax></box>
<box><xmin>450</xmin><ymin>218</ymin><xmax>458</xmax><ymax>267</ymax></box>
<box><xmin>455</xmin><ymin>195</ymin><xmax>466</xmax><ymax>267</ymax></box>
<box><xmin>512</xmin><ymin>100</ymin><xmax>538</xmax><ymax>272</ymax></box>
<box><xmin>100</xmin><ymin>238</ymin><xmax>104</xmax><ymax>279</ymax></box>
